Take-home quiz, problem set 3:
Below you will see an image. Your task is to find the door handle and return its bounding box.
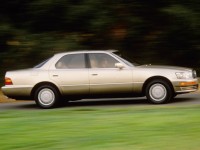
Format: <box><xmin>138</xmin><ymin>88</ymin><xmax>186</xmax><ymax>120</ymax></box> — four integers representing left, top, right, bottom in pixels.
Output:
<box><xmin>92</xmin><ymin>74</ymin><xmax>98</xmax><ymax>76</ymax></box>
<box><xmin>52</xmin><ymin>75</ymin><xmax>58</xmax><ymax>77</ymax></box>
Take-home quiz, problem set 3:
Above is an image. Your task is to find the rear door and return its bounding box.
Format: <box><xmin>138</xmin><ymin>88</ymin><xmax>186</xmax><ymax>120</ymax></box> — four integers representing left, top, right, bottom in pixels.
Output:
<box><xmin>49</xmin><ymin>53</ymin><xmax>89</xmax><ymax>96</ymax></box>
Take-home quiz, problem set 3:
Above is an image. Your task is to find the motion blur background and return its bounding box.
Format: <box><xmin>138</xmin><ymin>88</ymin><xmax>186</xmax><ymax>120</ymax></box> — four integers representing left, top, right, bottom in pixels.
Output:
<box><xmin>0</xmin><ymin>0</ymin><xmax>200</xmax><ymax>85</ymax></box>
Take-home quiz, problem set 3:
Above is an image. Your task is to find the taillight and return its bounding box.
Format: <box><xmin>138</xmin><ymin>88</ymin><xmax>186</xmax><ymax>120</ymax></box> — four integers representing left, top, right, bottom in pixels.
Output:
<box><xmin>5</xmin><ymin>77</ymin><xmax>13</xmax><ymax>85</ymax></box>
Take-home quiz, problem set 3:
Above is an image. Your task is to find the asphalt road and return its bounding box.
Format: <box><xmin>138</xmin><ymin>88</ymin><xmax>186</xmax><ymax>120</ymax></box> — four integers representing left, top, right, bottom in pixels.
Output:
<box><xmin>0</xmin><ymin>92</ymin><xmax>200</xmax><ymax>110</ymax></box>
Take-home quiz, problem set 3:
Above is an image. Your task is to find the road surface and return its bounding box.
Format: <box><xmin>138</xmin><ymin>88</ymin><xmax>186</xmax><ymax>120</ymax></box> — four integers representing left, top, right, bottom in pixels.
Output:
<box><xmin>0</xmin><ymin>92</ymin><xmax>200</xmax><ymax>110</ymax></box>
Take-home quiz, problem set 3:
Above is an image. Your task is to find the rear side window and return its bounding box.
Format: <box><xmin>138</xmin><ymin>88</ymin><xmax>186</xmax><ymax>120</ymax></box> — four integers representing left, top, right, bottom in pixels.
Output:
<box><xmin>55</xmin><ymin>54</ymin><xmax>85</xmax><ymax>69</ymax></box>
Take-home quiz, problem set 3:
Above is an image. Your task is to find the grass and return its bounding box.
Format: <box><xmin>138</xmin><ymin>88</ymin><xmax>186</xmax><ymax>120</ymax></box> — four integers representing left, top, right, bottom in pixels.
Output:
<box><xmin>0</xmin><ymin>105</ymin><xmax>200</xmax><ymax>150</ymax></box>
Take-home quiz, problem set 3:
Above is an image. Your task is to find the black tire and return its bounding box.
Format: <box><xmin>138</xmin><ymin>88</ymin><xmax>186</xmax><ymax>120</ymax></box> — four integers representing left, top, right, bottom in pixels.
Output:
<box><xmin>173</xmin><ymin>93</ymin><xmax>177</xmax><ymax>98</ymax></box>
<box><xmin>145</xmin><ymin>79</ymin><xmax>173</xmax><ymax>104</ymax></box>
<box><xmin>34</xmin><ymin>85</ymin><xmax>60</xmax><ymax>109</ymax></box>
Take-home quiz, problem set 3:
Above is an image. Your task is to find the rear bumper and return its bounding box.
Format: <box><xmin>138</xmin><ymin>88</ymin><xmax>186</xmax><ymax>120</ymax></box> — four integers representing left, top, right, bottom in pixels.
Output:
<box><xmin>1</xmin><ymin>85</ymin><xmax>33</xmax><ymax>100</ymax></box>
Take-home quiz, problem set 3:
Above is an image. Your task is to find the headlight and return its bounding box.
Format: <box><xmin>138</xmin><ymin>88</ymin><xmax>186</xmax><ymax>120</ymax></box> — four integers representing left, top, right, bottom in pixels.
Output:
<box><xmin>192</xmin><ymin>70</ymin><xmax>197</xmax><ymax>78</ymax></box>
<box><xmin>176</xmin><ymin>72</ymin><xmax>193</xmax><ymax>79</ymax></box>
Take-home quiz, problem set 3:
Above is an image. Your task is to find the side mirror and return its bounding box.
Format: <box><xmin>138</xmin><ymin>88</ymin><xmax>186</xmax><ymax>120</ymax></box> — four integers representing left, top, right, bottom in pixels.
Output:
<box><xmin>115</xmin><ymin>63</ymin><xmax>124</xmax><ymax>69</ymax></box>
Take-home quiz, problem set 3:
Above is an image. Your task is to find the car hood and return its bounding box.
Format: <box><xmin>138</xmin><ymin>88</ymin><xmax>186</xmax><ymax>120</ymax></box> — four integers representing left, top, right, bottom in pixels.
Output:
<box><xmin>136</xmin><ymin>65</ymin><xmax>192</xmax><ymax>72</ymax></box>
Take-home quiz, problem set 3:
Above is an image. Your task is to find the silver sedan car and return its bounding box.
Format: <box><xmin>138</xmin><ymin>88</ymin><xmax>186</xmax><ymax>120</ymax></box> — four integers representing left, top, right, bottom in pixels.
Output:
<box><xmin>1</xmin><ymin>50</ymin><xmax>198</xmax><ymax>108</ymax></box>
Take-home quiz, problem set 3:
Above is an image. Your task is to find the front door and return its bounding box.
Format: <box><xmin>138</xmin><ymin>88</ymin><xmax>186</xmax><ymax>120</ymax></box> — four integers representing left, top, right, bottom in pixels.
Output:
<box><xmin>88</xmin><ymin>53</ymin><xmax>133</xmax><ymax>96</ymax></box>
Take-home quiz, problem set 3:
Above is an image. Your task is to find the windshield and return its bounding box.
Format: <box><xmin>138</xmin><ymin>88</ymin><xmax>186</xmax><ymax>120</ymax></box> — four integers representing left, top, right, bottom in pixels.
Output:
<box><xmin>34</xmin><ymin>58</ymin><xmax>51</xmax><ymax>68</ymax></box>
<box><xmin>112</xmin><ymin>53</ymin><xmax>140</xmax><ymax>67</ymax></box>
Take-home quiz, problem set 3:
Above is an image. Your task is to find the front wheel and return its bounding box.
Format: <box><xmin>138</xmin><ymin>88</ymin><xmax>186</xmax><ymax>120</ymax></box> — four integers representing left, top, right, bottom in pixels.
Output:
<box><xmin>145</xmin><ymin>80</ymin><xmax>173</xmax><ymax>104</ymax></box>
<box><xmin>34</xmin><ymin>85</ymin><xmax>60</xmax><ymax>109</ymax></box>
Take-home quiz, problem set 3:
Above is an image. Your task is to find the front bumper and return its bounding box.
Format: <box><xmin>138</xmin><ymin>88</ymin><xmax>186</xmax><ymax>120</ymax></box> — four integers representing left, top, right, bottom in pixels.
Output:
<box><xmin>173</xmin><ymin>79</ymin><xmax>199</xmax><ymax>93</ymax></box>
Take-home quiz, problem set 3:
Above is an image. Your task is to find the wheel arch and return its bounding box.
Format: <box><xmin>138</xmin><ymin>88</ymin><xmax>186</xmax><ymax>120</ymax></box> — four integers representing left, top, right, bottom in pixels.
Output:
<box><xmin>31</xmin><ymin>82</ymin><xmax>61</xmax><ymax>99</ymax></box>
<box><xmin>142</xmin><ymin>76</ymin><xmax>175</xmax><ymax>95</ymax></box>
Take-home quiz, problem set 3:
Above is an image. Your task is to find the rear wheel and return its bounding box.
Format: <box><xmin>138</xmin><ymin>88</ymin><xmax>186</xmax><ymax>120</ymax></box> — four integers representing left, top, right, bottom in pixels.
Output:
<box><xmin>145</xmin><ymin>79</ymin><xmax>173</xmax><ymax>104</ymax></box>
<box><xmin>34</xmin><ymin>85</ymin><xmax>60</xmax><ymax>108</ymax></box>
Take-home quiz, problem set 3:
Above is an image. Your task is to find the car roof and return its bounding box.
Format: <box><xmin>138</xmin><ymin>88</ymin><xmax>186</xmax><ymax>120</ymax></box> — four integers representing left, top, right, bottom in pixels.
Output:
<box><xmin>54</xmin><ymin>49</ymin><xmax>118</xmax><ymax>56</ymax></box>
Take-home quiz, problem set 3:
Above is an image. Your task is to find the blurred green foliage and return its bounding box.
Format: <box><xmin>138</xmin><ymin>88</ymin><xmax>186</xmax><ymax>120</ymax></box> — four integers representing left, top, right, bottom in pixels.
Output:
<box><xmin>0</xmin><ymin>0</ymin><xmax>200</xmax><ymax>85</ymax></box>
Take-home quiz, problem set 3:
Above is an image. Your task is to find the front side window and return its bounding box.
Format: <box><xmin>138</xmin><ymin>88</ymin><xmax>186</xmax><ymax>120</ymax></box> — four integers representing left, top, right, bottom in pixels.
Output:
<box><xmin>88</xmin><ymin>53</ymin><xmax>119</xmax><ymax>68</ymax></box>
<box><xmin>55</xmin><ymin>54</ymin><xmax>85</xmax><ymax>69</ymax></box>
